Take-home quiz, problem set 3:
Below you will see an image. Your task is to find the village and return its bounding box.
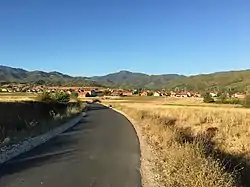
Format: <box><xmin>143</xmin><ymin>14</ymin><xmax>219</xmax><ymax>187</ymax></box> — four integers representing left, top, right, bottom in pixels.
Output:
<box><xmin>0</xmin><ymin>84</ymin><xmax>246</xmax><ymax>99</ymax></box>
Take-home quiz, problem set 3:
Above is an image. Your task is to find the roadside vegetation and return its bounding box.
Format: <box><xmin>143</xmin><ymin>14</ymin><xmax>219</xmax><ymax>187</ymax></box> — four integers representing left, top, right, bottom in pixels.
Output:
<box><xmin>203</xmin><ymin>92</ymin><xmax>250</xmax><ymax>108</ymax></box>
<box><xmin>0</xmin><ymin>91</ymin><xmax>85</xmax><ymax>148</ymax></box>
<box><xmin>112</xmin><ymin>102</ymin><xmax>250</xmax><ymax>187</ymax></box>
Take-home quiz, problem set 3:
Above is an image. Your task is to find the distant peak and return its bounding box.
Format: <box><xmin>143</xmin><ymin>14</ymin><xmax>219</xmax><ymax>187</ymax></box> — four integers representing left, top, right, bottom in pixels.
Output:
<box><xmin>118</xmin><ymin>70</ymin><xmax>132</xmax><ymax>73</ymax></box>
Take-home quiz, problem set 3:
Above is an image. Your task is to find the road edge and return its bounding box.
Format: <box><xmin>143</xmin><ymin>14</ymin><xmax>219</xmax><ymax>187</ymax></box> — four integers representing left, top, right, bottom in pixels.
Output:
<box><xmin>109</xmin><ymin>106</ymin><xmax>159</xmax><ymax>187</ymax></box>
<box><xmin>0</xmin><ymin>112</ymin><xmax>87</xmax><ymax>164</ymax></box>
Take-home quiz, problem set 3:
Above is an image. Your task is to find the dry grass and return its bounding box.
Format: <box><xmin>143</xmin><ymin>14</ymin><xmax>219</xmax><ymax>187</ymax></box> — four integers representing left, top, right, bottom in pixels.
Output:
<box><xmin>0</xmin><ymin>101</ymin><xmax>86</xmax><ymax>147</ymax></box>
<box><xmin>103</xmin><ymin>96</ymin><xmax>242</xmax><ymax>108</ymax></box>
<box><xmin>113</xmin><ymin>103</ymin><xmax>250</xmax><ymax>187</ymax></box>
<box><xmin>0</xmin><ymin>93</ymin><xmax>37</xmax><ymax>102</ymax></box>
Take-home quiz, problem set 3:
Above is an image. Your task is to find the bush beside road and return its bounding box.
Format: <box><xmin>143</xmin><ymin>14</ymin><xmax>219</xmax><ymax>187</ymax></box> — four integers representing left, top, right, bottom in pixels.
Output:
<box><xmin>0</xmin><ymin>96</ymin><xmax>86</xmax><ymax>148</ymax></box>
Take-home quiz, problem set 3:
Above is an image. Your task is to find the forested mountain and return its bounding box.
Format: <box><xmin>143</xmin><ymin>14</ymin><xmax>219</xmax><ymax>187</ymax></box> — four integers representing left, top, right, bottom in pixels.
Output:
<box><xmin>91</xmin><ymin>70</ymin><xmax>184</xmax><ymax>89</ymax></box>
<box><xmin>163</xmin><ymin>69</ymin><xmax>250</xmax><ymax>92</ymax></box>
<box><xmin>0</xmin><ymin>65</ymin><xmax>102</xmax><ymax>87</ymax></box>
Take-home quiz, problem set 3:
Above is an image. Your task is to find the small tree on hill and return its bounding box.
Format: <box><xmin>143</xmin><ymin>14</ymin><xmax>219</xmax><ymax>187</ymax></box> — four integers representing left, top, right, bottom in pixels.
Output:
<box><xmin>203</xmin><ymin>92</ymin><xmax>215</xmax><ymax>103</ymax></box>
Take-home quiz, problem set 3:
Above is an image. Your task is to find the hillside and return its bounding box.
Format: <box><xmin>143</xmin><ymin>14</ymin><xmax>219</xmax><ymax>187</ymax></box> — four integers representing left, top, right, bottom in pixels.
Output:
<box><xmin>164</xmin><ymin>69</ymin><xmax>250</xmax><ymax>92</ymax></box>
<box><xmin>0</xmin><ymin>65</ymin><xmax>102</xmax><ymax>87</ymax></box>
<box><xmin>1</xmin><ymin>65</ymin><xmax>250</xmax><ymax>91</ymax></box>
<box><xmin>91</xmin><ymin>70</ymin><xmax>184</xmax><ymax>89</ymax></box>
<box><xmin>92</xmin><ymin>70</ymin><xmax>250</xmax><ymax>91</ymax></box>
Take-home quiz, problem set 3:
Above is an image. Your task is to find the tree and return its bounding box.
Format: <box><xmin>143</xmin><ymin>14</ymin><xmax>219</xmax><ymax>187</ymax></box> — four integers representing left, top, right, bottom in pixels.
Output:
<box><xmin>103</xmin><ymin>90</ymin><xmax>111</xmax><ymax>96</ymax></box>
<box><xmin>203</xmin><ymin>93</ymin><xmax>215</xmax><ymax>103</ymax></box>
<box><xmin>52</xmin><ymin>92</ymin><xmax>70</xmax><ymax>104</ymax></box>
<box><xmin>217</xmin><ymin>93</ymin><xmax>228</xmax><ymax>103</ymax></box>
<box><xmin>133</xmin><ymin>89</ymin><xmax>139</xmax><ymax>95</ymax></box>
<box><xmin>71</xmin><ymin>91</ymin><xmax>79</xmax><ymax>99</ymax></box>
<box><xmin>37</xmin><ymin>92</ymin><xmax>53</xmax><ymax>102</ymax></box>
<box><xmin>148</xmin><ymin>92</ymin><xmax>154</xmax><ymax>96</ymax></box>
<box><xmin>242</xmin><ymin>95</ymin><xmax>250</xmax><ymax>108</ymax></box>
<box><xmin>35</xmin><ymin>80</ymin><xmax>46</xmax><ymax>85</ymax></box>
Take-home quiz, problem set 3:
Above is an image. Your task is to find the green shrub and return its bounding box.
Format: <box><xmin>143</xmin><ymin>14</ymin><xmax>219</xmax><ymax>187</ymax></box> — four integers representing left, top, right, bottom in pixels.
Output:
<box><xmin>203</xmin><ymin>93</ymin><xmax>215</xmax><ymax>103</ymax></box>
<box><xmin>37</xmin><ymin>92</ymin><xmax>53</xmax><ymax>102</ymax></box>
<box><xmin>218</xmin><ymin>93</ymin><xmax>227</xmax><ymax>103</ymax></box>
<box><xmin>242</xmin><ymin>95</ymin><xmax>250</xmax><ymax>108</ymax></box>
<box><xmin>229</xmin><ymin>98</ymin><xmax>241</xmax><ymax>105</ymax></box>
<box><xmin>51</xmin><ymin>92</ymin><xmax>70</xmax><ymax>104</ymax></box>
<box><xmin>215</xmin><ymin>93</ymin><xmax>241</xmax><ymax>105</ymax></box>
<box><xmin>216</xmin><ymin>98</ymin><xmax>241</xmax><ymax>105</ymax></box>
<box><xmin>148</xmin><ymin>92</ymin><xmax>154</xmax><ymax>96</ymax></box>
<box><xmin>71</xmin><ymin>91</ymin><xmax>79</xmax><ymax>99</ymax></box>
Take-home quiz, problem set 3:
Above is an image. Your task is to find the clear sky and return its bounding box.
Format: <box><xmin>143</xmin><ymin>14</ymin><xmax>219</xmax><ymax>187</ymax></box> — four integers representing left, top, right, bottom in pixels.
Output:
<box><xmin>0</xmin><ymin>0</ymin><xmax>249</xmax><ymax>76</ymax></box>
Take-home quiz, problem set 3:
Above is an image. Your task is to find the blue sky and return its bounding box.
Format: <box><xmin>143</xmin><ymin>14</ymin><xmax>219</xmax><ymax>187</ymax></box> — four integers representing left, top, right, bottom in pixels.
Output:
<box><xmin>0</xmin><ymin>0</ymin><xmax>250</xmax><ymax>76</ymax></box>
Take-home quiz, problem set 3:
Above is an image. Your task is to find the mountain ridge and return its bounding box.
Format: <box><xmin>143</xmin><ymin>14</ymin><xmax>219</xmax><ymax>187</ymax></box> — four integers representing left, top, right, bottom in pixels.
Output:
<box><xmin>1</xmin><ymin>65</ymin><xmax>250</xmax><ymax>91</ymax></box>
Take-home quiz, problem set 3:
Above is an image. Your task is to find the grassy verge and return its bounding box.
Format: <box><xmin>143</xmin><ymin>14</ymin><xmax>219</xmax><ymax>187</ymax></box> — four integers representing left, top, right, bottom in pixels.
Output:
<box><xmin>0</xmin><ymin>101</ymin><xmax>86</xmax><ymax>147</ymax></box>
<box><xmin>113</xmin><ymin>103</ymin><xmax>250</xmax><ymax>187</ymax></box>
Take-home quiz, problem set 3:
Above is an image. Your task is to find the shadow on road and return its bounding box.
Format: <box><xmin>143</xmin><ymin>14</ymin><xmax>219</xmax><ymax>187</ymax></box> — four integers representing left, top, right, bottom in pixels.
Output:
<box><xmin>0</xmin><ymin>120</ymin><xmax>87</xmax><ymax>179</ymax></box>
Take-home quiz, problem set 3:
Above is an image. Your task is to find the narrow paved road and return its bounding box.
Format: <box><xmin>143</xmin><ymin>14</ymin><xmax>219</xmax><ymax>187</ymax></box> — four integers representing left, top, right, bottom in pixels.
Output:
<box><xmin>0</xmin><ymin>104</ymin><xmax>141</xmax><ymax>187</ymax></box>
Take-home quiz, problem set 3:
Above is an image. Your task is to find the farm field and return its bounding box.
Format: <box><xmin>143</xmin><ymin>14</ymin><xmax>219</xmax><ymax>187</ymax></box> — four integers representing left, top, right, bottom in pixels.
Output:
<box><xmin>0</xmin><ymin>92</ymin><xmax>37</xmax><ymax>102</ymax></box>
<box><xmin>102</xmin><ymin>96</ymin><xmax>242</xmax><ymax>108</ymax></box>
<box><xmin>105</xmin><ymin>96</ymin><xmax>250</xmax><ymax>187</ymax></box>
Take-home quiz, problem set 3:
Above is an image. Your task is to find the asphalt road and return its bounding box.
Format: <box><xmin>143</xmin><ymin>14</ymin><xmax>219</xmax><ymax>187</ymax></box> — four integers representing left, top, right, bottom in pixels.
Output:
<box><xmin>0</xmin><ymin>104</ymin><xmax>141</xmax><ymax>187</ymax></box>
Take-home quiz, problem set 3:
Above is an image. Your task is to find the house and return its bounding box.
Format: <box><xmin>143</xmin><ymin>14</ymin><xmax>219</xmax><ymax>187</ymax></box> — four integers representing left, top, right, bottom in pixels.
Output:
<box><xmin>232</xmin><ymin>93</ymin><xmax>245</xmax><ymax>99</ymax></box>
<box><xmin>194</xmin><ymin>93</ymin><xmax>201</xmax><ymax>97</ymax></box>
<box><xmin>111</xmin><ymin>91</ymin><xmax>122</xmax><ymax>96</ymax></box>
<box><xmin>95</xmin><ymin>91</ymin><xmax>104</xmax><ymax>97</ymax></box>
<box><xmin>90</xmin><ymin>90</ymin><xmax>97</xmax><ymax>96</ymax></box>
<box><xmin>210</xmin><ymin>92</ymin><xmax>217</xmax><ymax>97</ymax></box>
<box><xmin>79</xmin><ymin>91</ymin><xmax>91</xmax><ymax>97</ymax></box>
<box><xmin>153</xmin><ymin>92</ymin><xmax>161</xmax><ymax>97</ymax></box>
<box><xmin>1</xmin><ymin>88</ymin><xmax>8</xmax><ymax>92</ymax></box>
<box><xmin>175</xmin><ymin>91</ymin><xmax>189</xmax><ymax>97</ymax></box>
<box><xmin>122</xmin><ymin>91</ymin><xmax>133</xmax><ymax>96</ymax></box>
<box><xmin>169</xmin><ymin>91</ymin><xmax>176</xmax><ymax>97</ymax></box>
<box><xmin>140</xmin><ymin>91</ymin><xmax>148</xmax><ymax>96</ymax></box>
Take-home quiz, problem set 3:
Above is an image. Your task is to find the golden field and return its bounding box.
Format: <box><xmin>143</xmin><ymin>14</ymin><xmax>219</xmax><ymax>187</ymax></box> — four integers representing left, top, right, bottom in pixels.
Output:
<box><xmin>105</xmin><ymin>97</ymin><xmax>250</xmax><ymax>187</ymax></box>
<box><xmin>0</xmin><ymin>93</ymin><xmax>37</xmax><ymax>102</ymax></box>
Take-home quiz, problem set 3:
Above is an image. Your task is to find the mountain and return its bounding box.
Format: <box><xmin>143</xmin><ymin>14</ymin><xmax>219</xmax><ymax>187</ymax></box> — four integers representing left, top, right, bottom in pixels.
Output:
<box><xmin>93</xmin><ymin>69</ymin><xmax>250</xmax><ymax>92</ymax></box>
<box><xmin>1</xmin><ymin>65</ymin><xmax>250</xmax><ymax>92</ymax></box>
<box><xmin>91</xmin><ymin>70</ymin><xmax>184</xmax><ymax>89</ymax></box>
<box><xmin>163</xmin><ymin>69</ymin><xmax>250</xmax><ymax>92</ymax></box>
<box><xmin>0</xmin><ymin>65</ymin><xmax>102</xmax><ymax>87</ymax></box>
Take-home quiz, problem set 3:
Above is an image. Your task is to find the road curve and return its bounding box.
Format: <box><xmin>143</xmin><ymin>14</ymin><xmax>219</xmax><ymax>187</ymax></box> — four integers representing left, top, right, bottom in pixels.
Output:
<box><xmin>0</xmin><ymin>104</ymin><xmax>141</xmax><ymax>187</ymax></box>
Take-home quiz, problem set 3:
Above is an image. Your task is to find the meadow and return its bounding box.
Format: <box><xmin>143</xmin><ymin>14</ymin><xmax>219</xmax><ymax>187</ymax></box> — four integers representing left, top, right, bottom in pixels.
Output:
<box><xmin>0</xmin><ymin>92</ymin><xmax>37</xmax><ymax>102</ymax></box>
<box><xmin>104</xmin><ymin>96</ymin><xmax>250</xmax><ymax>187</ymax></box>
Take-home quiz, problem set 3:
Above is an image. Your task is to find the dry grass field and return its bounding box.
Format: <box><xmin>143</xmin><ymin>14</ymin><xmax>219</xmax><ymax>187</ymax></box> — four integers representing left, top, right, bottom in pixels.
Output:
<box><xmin>0</xmin><ymin>93</ymin><xmax>37</xmax><ymax>102</ymax></box>
<box><xmin>106</xmin><ymin>96</ymin><xmax>250</xmax><ymax>187</ymax></box>
<box><xmin>103</xmin><ymin>96</ymin><xmax>242</xmax><ymax>108</ymax></box>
